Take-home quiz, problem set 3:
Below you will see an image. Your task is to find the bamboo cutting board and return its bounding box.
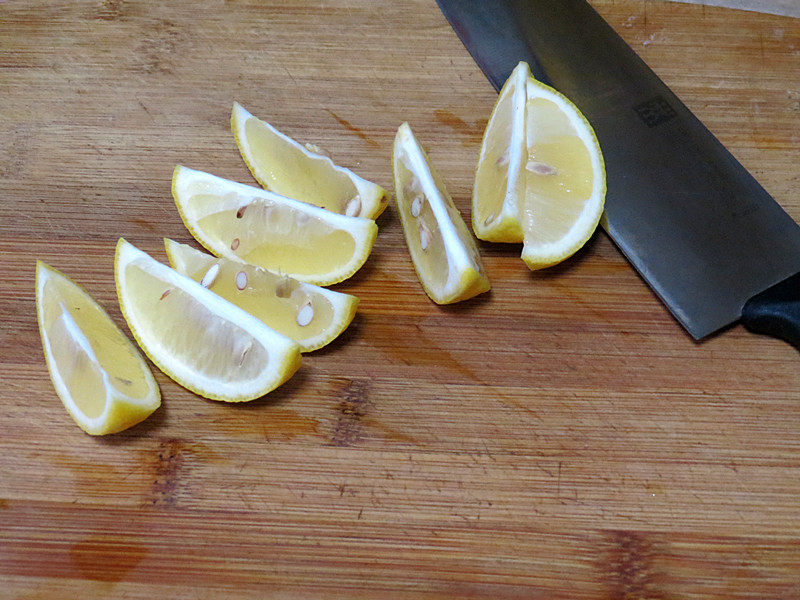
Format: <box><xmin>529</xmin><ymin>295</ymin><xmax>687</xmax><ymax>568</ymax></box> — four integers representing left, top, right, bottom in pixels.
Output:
<box><xmin>1</xmin><ymin>1</ymin><xmax>799</xmax><ymax>597</ymax></box>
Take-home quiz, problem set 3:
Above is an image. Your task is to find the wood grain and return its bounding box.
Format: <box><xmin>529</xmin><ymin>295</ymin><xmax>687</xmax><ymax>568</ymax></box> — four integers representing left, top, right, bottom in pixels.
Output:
<box><xmin>1</xmin><ymin>0</ymin><xmax>799</xmax><ymax>597</ymax></box>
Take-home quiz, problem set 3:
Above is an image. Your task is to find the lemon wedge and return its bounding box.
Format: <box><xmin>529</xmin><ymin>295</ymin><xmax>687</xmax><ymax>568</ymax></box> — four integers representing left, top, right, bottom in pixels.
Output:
<box><xmin>114</xmin><ymin>239</ymin><xmax>300</xmax><ymax>402</ymax></box>
<box><xmin>473</xmin><ymin>61</ymin><xmax>606</xmax><ymax>269</ymax></box>
<box><xmin>165</xmin><ymin>239</ymin><xmax>358</xmax><ymax>353</ymax></box>
<box><xmin>520</xmin><ymin>76</ymin><xmax>606</xmax><ymax>269</ymax></box>
<box><xmin>232</xmin><ymin>102</ymin><xmax>387</xmax><ymax>219</ymax></box>
<box><xmin>171</xmin><ymin>165</ymin><xmax>378</xmax><ymax>286</ymax></box>
<box><xmin>472</xmin><ymin>61</ymin><xmax>530</xmax><ymax>243</ymax></box>
<box><xmin>393</xmin><ymin>123</ymin><xmax>490</xmax><ymax>304</ymax></box>
<box><xmin>35</xmin><ymin>261</ymin><xmax>160</xmax><ymax>435</ymax></box>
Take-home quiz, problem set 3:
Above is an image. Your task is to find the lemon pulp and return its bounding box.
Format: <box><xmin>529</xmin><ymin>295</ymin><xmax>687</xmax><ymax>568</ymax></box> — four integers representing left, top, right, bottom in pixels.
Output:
<box><xmin>40</xmin><ymin>275</ymin><xmax>153</xmax><ymax>413</ymax></box>
<box><xmin>192</xmin><ymin>195</ymin><xmax>357</xmax><ymax>278</ymax></box>
<box><xmin>172</xmin><ymin>166</ymin><xmax>377</xmax><ymax>286</ymax></box>
<box><xmin>474</xmin><ymin>87</ymin><xmax>514</xmax><ymax>228</ymax></box>
<box><xmin>393</xmin><ymin>123</ymin><xmax>490</xmax><ymax>304</ymax></box>
<box><xmin>115</xmin><ymin>239</ymin><xmax>301</xmax><ymax>402</ymax></box>
<box><xmin>36</xmin><ymin>262</ymin><xmax>160</xmax><ymax>434</ymax></box>
<box><xmin>123</xmin><ymin>262</ymin><xmax>271</xmax><ymax>381</ymax></box>
<box><xmin>232</xmin><ymin>103</ymin><xmax>387</xmax><ymax>219</ymax></box>
<box><xmin>472</xmin><ymin>61</ymin><xmax>528</xmax><ymax>242</ymax></box>
<box><xmin>395</xmin><ymin>158</ymin><xmax>450</xmax><ymax>287</ymax></box>
<box><xmin>166</xmin><ymin>241</ymin><xmax>350</xmax><ymax>345</ymax></box>
<box><xmin>523</xmin><ymin>97</ymin><xmax>595</xmax><ymax>245</ymax></box>
<box><xmin>189</xmin><ymin>262</ymin><xmax>334</xmax><ymax>342</ymax></box>
<box><xmin>243</xmin><ymin>117</ymin><xmax>361</xmax><ymax>213</ymax></box>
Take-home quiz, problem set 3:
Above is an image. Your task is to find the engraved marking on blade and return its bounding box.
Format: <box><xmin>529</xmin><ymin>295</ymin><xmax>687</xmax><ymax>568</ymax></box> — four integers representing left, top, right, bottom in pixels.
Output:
<box><xmin>633</xmin><ymin>96</ymin><xmax>677</xmax><ymax>128</ymax></box>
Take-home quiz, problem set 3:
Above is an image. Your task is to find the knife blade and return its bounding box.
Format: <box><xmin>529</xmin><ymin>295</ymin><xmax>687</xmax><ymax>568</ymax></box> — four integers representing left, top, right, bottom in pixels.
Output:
<box><xmin>437</xmin><ymin>0</ymin><xmax>800</xmax><ymax>344</ymax></box>
<box><xmin>669</xmin><ymin>0</ymin><xmax>800</xmax><ymax>19</ymax></box>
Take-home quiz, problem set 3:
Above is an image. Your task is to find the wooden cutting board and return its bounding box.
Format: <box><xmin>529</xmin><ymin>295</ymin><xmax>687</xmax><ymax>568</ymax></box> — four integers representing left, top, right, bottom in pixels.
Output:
<box><xmin>2</xmin><ymin>1</ymin><xmax>799</xmax><ymax>597</ymax></box>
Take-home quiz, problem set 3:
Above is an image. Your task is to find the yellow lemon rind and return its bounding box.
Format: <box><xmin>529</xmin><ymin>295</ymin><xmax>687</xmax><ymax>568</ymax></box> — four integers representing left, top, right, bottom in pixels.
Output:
<box><xmin>428</xmin><ymin>266</ymin><xmax>490</xmax><ymax>305</ymax></box>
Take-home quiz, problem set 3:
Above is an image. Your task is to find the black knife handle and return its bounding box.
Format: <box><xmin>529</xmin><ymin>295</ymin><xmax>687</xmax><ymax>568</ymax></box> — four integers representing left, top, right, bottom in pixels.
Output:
<box><xmin>741</xmin><ymin>272</ymin><xmax>800</xmax><ymax>349</ymax></box>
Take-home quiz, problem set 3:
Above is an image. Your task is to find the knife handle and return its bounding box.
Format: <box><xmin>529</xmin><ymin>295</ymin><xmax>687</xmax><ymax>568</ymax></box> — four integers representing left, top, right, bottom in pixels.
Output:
<box><xmin>741</xmin><ymin>272</ymin><xmax>800</xmax><ymax>349</ymax></box>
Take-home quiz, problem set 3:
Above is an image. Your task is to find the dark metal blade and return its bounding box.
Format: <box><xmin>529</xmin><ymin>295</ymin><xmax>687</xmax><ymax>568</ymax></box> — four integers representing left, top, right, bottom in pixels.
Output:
<box><xmin>437</xmin><ymin>0</ymin><xmax>800</xmax><ymax>339</ymax></box>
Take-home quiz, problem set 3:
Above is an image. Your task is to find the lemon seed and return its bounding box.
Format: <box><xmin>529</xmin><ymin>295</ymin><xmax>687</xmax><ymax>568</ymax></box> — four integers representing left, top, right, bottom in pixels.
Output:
<box><xmin>419</xmin><ymin>222</ymin><xmax>432</xmax><ymax>251</ymax></box>
<box><xmin>526</xmin><ymin>160</ymin><xmax>558</xmax><ymax>176</ymax></box>
<box><xmin>410</xmin><ymin>196</ymin><xmax>423</xmax><ymax>217</ymax></box>
<box><xmin>200</xmin><ymin>263</ymin><xmax>220</xmax><ymax>288</ymax></box>
<box><xmin>296</xmin><ymin>301</ymin><xmax>314</xmax><ymax>327</ymax></box>
<box><xmin>345</xmin><ymin>196</ymin><xmax>362</xmax><ymax>217</ymax></box>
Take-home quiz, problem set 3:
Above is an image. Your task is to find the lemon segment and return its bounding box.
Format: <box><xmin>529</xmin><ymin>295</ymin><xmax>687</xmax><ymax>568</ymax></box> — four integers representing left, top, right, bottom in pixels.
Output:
<box><xmin>472</xmin><ymin>61</ymin><xmax>529</xmax><ymax>243</ymax></box>
<box><xmin>231</xmin><ymin>102</ymin><xmax>387</xmax><ymax>219</ymax></box>
<box><xmin>393</xmin><ymin>123</ymin><xmax>490</xmax><ymax>304</ymax></box>
<box><xmin>114</xmin><ymin>239</ymin><xmax>301</xmax><ymax>402</ymax></box>
<box><xmin>165</xmin><ymin>239</ymin><xmax>358</xmax><ymax>353</ymax></box>
<box><xmin>35</xmin><ymin>262</ymin><xmax>160</xmax><ymax>435</ymax></box>
<box><xmin>171</xmin><ymin>165</ymin><xmax>378</xmax><ymax>286</ymax></box>
<box><xmin>520</xmin><ymin>77</ymin><xmax>606</xmax><ymax>269</ymax></box>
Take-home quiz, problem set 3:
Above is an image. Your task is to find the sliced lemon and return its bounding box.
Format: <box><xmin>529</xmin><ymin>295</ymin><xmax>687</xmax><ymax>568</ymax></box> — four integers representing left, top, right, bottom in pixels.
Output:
<box><xmin>472</xmin><ymin>61</ymin><xmax>529</xmax><ymax>243</ymax></box>
<box><xmin>393</xmin><ymin>123</ymin><xmax>490</xmax><ymax>304</ymax></box>
<box><xmin>115</xmin><ymin>238</ymin><xmax>301</xmax><ymax>402</ymax></box>
<box><xmin>171</xmin><ymin>165</ymin><xmax>378</xmax><ymax>286</ymax></box>
<box><xmin>520</xmin><ymin>76</ymin><xmax>606</xmax><ymax>269</ymax></box>
<box><xmin>232</xmin><ymin>102</ymin><xmax>387</xmax><ymax>219</ymax></box>
<box><xmin>35</xmin><ymin>261</ymin><xmax>160</xmax><ymax>435</ymax></box>
<box><xmin>165</xmin><ymin>239</ymin><xmax>358</xmax><ymax>353</ymax></box>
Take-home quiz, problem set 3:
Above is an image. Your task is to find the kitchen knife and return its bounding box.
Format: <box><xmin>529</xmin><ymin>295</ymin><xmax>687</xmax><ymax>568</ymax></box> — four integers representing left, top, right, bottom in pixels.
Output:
<box><xmin>436</xmin><ymin>0</ymin><xmax>800</xmax><ymax>347</ymax></box>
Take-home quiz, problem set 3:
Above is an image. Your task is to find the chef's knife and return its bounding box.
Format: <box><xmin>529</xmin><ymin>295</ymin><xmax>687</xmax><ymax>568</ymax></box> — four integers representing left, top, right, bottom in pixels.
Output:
<box><xmin>436</xmin><ymin>0</ymin><xmax>800</xmax><ymax>346</ymax></box>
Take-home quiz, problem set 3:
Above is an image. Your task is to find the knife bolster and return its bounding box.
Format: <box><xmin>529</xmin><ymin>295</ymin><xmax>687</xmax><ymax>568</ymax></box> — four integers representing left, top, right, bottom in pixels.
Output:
<box><xmin>742</xmin><ymin>272</ymin><xmax>800</xmax><ymax>349</ymax></box>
